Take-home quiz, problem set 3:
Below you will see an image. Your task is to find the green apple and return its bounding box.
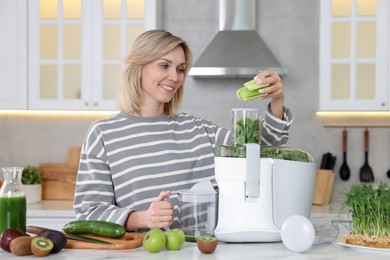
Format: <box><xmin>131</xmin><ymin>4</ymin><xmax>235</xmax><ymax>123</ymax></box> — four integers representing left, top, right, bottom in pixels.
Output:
<box><xmin>165</xmin><ymin>229</ymin><xmax>185</xmax><ymax>250</ymax></box>
<box><xmin>143</xmin><ymin>229</ymin><xmax>166</xmax><ymax>253</ymax></box>
<box><xmin>197</xmin><ymin>235</ymin><xmax>218</xmax><ymax>254</ymax></box>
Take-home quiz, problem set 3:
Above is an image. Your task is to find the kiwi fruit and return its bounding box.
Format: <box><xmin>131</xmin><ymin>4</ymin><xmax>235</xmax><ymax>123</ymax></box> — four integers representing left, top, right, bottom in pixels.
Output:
<box><xmin>40</xmin><ymin>230</ymin><xmax>67</xmax><ymax>253</ymax></box>
<box><xmin>197</xmin><ymin>236</ymin><xmax>218</xmax><ymax>254</ymax></box>
<box><xmin>10</xmin><ymin>236</ymin><xmax>33</xmax><ymax>256</ymax></box>
<box><xmin>31</xmin><ymin>237</ymin><xmax>54</xmax><ymax>257</ymax></box>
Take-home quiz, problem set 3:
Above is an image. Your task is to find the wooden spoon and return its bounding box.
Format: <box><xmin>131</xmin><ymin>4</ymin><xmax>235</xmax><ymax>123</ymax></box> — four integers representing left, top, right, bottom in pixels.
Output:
<box><xmin>339</xmin><ymin>129</ymin><xmax>350</xmax><ymax>181</ymax></box>
<box><xmin>359</xmin><ymin>129</ymin><xmax>374</xmax><ymax>182</ymax></box>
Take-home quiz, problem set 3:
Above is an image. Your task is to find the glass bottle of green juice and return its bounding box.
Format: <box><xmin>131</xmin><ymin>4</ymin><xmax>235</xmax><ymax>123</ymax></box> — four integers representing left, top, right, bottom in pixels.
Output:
<box><xmin>0</xmin><ymin>167</ymin><xmax>26</xmax><ymax>235</ymax></box>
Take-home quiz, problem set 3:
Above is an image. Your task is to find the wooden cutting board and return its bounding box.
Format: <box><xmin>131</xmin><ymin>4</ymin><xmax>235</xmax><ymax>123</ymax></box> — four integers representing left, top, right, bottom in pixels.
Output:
<box><xmin>65</xmin><ymin>232</ymin><xmax>144</xmax><ymax>250</ymax></box>
<box><xmin>40</xmin><ymin>163</ymin><xmax>77</xmax><ymax>200</ymax></box>
<box><xmin>39</xmin><ymin>146</ymin><xmax>82</xmax><ymax>200</ymax></box>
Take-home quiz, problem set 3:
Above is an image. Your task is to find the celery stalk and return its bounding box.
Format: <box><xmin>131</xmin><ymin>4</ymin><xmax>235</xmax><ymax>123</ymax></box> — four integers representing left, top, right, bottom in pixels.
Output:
<box><xmin>236</xmin><ymin>86</ymin><xmax>267</xmax><ymax>101</ymax></box>
<box><xmin>236</xmin><ymin>78</ymin><xmax>269</xmax><ymax>101</ymax></box>
<box><xmin>244</xmin><ymin>79</ymin><xmax>270</xmax><ymax>91</ymax></box>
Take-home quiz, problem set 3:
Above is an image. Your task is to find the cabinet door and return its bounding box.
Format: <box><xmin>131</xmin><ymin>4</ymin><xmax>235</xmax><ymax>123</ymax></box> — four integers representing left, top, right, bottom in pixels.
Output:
<box><xmin>28</xmin><ymin>0</ymin><xmax>160</xmax><ymax>111</ymax></box>
<box><xmin>28</xmin><ymin>0</ymin><xmax>88</xmax><ymax>110</ymax></box>
<box><xmin>89</xmin><ymin>0</ymin><xmax>147</xmax><ymax>110</ymax></box>
<box><xmin>0</xmin><ymin>0</ymin><xmax>27</xmax><ymax>109</ymax></box>
<box><xmin>319</xmin><ymin>0</ymin><xmax>389</xmax><ymax>111</ymax></box>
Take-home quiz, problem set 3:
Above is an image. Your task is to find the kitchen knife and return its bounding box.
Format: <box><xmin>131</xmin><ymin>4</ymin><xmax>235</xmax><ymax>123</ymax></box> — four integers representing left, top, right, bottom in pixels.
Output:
<box><xmin>320</xmin><ymin>153</ymin><xmax>330</xmax><ymax>169</ymax></box>
<box><xmin>64</xmin><ymin>233</ymin><xmax>112</xmax><ymax>245</ymax></box>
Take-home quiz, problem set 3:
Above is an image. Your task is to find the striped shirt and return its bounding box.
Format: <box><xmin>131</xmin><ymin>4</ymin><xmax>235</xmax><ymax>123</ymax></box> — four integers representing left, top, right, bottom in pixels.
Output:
<box><xmin>73</xmin><ymin>106</ymin><xmax>293</xmax><ymax>228</ymax></box>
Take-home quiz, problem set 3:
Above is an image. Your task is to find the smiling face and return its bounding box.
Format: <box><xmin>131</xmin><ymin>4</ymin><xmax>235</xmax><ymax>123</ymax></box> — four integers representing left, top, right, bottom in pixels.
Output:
<box><xmin>139</xmin><ymin>46</ymin><xmax>186</xmax><ymax>117</ymax></box>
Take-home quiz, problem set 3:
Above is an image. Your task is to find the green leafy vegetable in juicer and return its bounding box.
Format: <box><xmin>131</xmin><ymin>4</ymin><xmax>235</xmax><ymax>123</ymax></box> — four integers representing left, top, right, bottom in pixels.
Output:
<box><xmin>260</xmin><ymin>146</ymin><xmax>309</xmax><ymax>162</ymax></box>
<box><xmin>214</xmin><ymin>146</ymin><xmax>309</xmax><ymax>163</ymax></box>
<box><xmin>233</xmin><ymin>117</ymin><xmax>260</xmax><ymax>145</ymax></box>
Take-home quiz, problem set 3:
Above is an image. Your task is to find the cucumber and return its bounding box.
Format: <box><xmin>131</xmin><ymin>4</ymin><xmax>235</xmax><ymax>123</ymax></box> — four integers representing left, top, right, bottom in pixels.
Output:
<box><xmin>63</xmin><ymin>220</ymin><xmax>126</xmax><ymax>239</ymax></box>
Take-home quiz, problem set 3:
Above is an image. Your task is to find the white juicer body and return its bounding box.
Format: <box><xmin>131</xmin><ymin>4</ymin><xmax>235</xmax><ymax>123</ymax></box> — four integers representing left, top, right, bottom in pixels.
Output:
<box><xmin>214</xmin><ymin>144</ymin><xmax>316</xmax><ymax>242</ymax></box>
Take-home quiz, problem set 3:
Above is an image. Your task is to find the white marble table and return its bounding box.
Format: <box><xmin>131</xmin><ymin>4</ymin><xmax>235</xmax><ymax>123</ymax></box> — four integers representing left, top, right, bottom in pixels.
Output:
<box><xmin>3</xmin><ymin>201</ymin><xmax>382</xmax><ymax>259</ymax></box>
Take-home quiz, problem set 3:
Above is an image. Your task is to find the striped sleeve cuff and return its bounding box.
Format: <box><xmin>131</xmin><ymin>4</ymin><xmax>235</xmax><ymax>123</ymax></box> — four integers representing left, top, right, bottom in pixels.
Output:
<box><xmin>261</xmin><ymin>105</ymin><xmax>293</xmax><ymax>146</ymax></box>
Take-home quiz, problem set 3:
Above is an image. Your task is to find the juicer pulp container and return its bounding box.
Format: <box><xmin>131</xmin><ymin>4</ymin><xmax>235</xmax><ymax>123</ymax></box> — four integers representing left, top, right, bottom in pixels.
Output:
<box><xmin>214</xmin><ymin>144</ymin><xmax>316</xmax><ymax>242</ymax></box>
<box><xmin>173</xmin><ymin>181</ymin><xmax>217</xmax><ymax>241</ymax></box>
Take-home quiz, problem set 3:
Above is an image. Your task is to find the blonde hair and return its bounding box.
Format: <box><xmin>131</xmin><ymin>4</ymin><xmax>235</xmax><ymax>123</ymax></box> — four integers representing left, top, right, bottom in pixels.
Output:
<box><xmin>119</xmin><ymin>30</ymin><xmax>192</xmax><ymax>118</ymax></box>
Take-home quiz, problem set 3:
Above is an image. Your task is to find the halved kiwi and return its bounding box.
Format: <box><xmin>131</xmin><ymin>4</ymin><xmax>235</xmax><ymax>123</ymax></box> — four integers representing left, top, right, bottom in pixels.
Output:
<box><xmin>197</xmin><ymin>235</ymin><xmax>218</xmax><ymax>254</ymax></box>
<box><xmin>31</xmin><ymin>237</ymin><xmax>54</xmax><ymax>257</ymax></box>
<box><xmin>40</xmin><ymin>230</ymin><xmax>67</xmax><ymax>253</ymax></box>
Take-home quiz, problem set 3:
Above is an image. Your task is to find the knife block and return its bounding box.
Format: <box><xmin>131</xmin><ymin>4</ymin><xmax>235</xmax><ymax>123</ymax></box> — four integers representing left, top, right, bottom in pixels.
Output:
<box><xmin>312</xmin><ymin>170</ymin><xmax>335</xmax><ymax>205</ymax></box>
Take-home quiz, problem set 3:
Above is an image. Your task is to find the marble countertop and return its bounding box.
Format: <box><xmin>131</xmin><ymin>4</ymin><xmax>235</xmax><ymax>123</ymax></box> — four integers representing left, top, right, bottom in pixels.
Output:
<box><xmin>6</xmin><ymin>201</ymin><xmax>386</xmax><ymax>259</ymax></box>
<box><xmin>27</xmin><ymin>200</ymin><xmax>345</xmax><ymax>218</ymax></box>
<box><xmin>27</xmin><ymin>200</ymin><xmax>75</xmax><ymax>218</ymax></box>
<box><xmin>1</xmin><ymin>234</ymin><xmax>389</xmax><ymax>260</ymax></box>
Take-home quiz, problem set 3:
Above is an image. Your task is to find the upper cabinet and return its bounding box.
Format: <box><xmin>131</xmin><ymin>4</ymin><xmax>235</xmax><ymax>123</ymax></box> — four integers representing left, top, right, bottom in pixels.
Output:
<box><xmin>28</xmin><ymin>0</ymin><xmax>161</xmax><ymax>110</ymax></box>
<box><xmin>319</xmin><ymin>0</ymin><xmax>389</xmax><ymax>111</ymax></box>
<box><xmin>0</xmin><ymin>0</ymin><xmax>27</xmax><ymax>109</ymax></box>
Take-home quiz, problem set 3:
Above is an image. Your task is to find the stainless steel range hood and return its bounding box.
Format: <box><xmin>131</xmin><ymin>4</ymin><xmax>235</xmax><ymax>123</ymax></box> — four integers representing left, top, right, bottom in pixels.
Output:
<box><xmin>188</xmin><ymin>0</ymin><xmax>286</xmax><ymax>78</ymax></box>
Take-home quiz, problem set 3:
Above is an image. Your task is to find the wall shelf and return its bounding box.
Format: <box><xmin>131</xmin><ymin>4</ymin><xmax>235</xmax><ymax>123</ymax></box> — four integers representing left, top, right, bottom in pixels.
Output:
<box><xmin>323</xmin><ymin>124</ymin><xmax>390</xmax><ymax>128</ymax></box>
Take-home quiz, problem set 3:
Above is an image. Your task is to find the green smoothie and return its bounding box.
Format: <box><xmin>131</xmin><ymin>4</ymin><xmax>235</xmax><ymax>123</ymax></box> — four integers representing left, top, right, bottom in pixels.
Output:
<box><xmin>0</xmin><ymin>195</ymin><xmax>26</xmax><ymax>234</ymax></box>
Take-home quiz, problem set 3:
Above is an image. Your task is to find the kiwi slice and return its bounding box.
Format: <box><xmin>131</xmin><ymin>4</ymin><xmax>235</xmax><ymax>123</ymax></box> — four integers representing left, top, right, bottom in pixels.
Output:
<box><xmin>40</xmin><ymin>230</ymin><xmax>67</xmax><ymax>253</ymax></box>
<box><xmin>31</xmin><ymin>237</ymin><xmax>54</xmax><ymax>257</ymax></box>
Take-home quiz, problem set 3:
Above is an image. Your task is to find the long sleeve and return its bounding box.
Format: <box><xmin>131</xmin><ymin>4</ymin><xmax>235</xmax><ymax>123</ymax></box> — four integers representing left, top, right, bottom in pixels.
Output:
<box><xmin>73</xmin><ymin>120</ymin><xmax>134</xmax><ymax>226</ymax></box>
<box><xmin>261</xmin><ymin>105</ymin><xmax>293</xmax><ymax>146</ymax></box>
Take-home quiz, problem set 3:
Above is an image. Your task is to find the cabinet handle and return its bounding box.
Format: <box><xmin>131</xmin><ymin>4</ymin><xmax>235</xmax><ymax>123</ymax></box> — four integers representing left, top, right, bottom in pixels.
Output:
<box><xmin>381</xmin><ymin>102</ymin><xmax>386</xmax><ymax>106</ymax></box>
<box><xmin>84</xmin><ymin>102</ymin><xmax>89</xmax><ymax>106</ymax></box>
<box><xmin>93</xmin><ymin>102</ymin><xmax>98</xmax><ymax>106</ymax></box>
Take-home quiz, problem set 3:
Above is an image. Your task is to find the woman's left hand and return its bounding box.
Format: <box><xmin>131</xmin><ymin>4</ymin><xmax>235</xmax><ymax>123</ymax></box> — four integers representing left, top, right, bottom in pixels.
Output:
<box><xmin>254</xmin><ymin>70</ymin><xmax>284</xmax><ymax>101</ymax></box>
<box><xmin>254</xmin><ymin>70</ymin><xmax>285</xmax><ymax>119</ymax></box>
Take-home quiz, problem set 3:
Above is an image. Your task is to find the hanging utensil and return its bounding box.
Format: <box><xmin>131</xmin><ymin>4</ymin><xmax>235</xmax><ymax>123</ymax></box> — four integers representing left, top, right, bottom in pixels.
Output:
<box><xmin>387</xmin><ymin>134</ymin><xmax>390</xmax><ymax>179</ymax></box>
<box><xmin>339</xmin><ymin>129</ymin><xmax>350</xmax><ymax>181</ymax></box>
<box><xmin>359</xmin><ymin>129</ymin><xmax>374</xmax><ymax>182</ymax></box>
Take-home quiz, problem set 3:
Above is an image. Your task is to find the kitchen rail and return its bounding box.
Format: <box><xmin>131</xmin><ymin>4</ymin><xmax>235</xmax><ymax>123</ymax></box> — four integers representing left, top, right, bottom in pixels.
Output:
<box><xmin>323</xmin><ymin>123</ymin><xmax>390</xmax><ymax>128</ymax></box>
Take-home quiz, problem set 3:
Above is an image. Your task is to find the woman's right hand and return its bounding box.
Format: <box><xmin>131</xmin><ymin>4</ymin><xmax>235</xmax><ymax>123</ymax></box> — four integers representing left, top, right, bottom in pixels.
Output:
<box><xmin>125</xmin><ymin>191</ymin><xmax>174</xmax><ymax>231</ymax></box>
<box><xmin>143</xmin><ymin>191</ymin><xmax>174</xmax><ymax>229</ymax></box>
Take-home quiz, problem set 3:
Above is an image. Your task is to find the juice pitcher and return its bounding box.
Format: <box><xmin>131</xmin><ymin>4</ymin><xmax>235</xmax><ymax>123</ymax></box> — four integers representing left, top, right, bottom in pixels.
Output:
<box><xmin>172</xmin><ymin>181</ymin><xmax>217</xmax><ymax>242</ymax></box>
<box><xmin>0</xmin><ymin>167</ymin><xmax>26</xmax><ymax>234</ymax></box>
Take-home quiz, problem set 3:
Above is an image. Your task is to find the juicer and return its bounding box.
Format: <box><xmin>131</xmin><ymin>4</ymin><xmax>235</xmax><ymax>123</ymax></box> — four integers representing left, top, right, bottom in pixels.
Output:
<box><xmin>213</xmin><ymin>109</ymin><xmax>316</xmax><ymax>242</ymax></box>
<box><xmin>214</xmin><ymin>144</ymin><xmax>316</xmax><ymax>242</ymax></box>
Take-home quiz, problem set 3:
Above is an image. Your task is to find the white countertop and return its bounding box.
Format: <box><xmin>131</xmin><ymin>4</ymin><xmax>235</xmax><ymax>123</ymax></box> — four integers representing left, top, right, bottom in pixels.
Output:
<box><xmin>27</xmin><ymin>200</ymin><xmax>75</xmax><ymax>218</ymax></box>
<box><xmin>1</xmin><ymin>235</ymin><xmax>389</xmax><ymax>260</ymax></box>
<box><xmin>3</xmin><ymin>201</ymin><xmax>386</xmax><ymax>259</ymax></box>
<box><xmin>27</xmin><ymin>200</ymin><xmax>346</xmax><ymax>218</ymax></box>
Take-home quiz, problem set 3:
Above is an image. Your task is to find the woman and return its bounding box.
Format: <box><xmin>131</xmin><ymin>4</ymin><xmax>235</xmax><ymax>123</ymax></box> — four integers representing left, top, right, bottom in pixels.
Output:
<box><xmin>73</xmin><ymin>30</ymin><xmax>293</xmax><ymax>231</ymax></box>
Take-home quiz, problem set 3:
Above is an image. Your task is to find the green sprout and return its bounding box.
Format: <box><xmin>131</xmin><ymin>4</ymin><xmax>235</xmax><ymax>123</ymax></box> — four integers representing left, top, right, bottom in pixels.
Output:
<box><xmin>342</xmin><ymin>182</ymin><xmax>390</xmax><ymax>238</ymax></box>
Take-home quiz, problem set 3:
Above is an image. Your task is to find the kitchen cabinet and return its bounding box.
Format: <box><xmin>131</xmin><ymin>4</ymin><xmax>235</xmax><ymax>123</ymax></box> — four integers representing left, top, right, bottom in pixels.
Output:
<box><xmin>319</xmin><ymin>0</ymin><xmax>390</xmax><ymax>111</ymax></box>
<box><xmin>27</xmin><ymin>0</ymin><xmax>161</xmax><ymax>110</ymax></box>
<box><xmin>0</xmin><ymin>0</ymin><xmax>28</xmax><ymax>109</ymax></box>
